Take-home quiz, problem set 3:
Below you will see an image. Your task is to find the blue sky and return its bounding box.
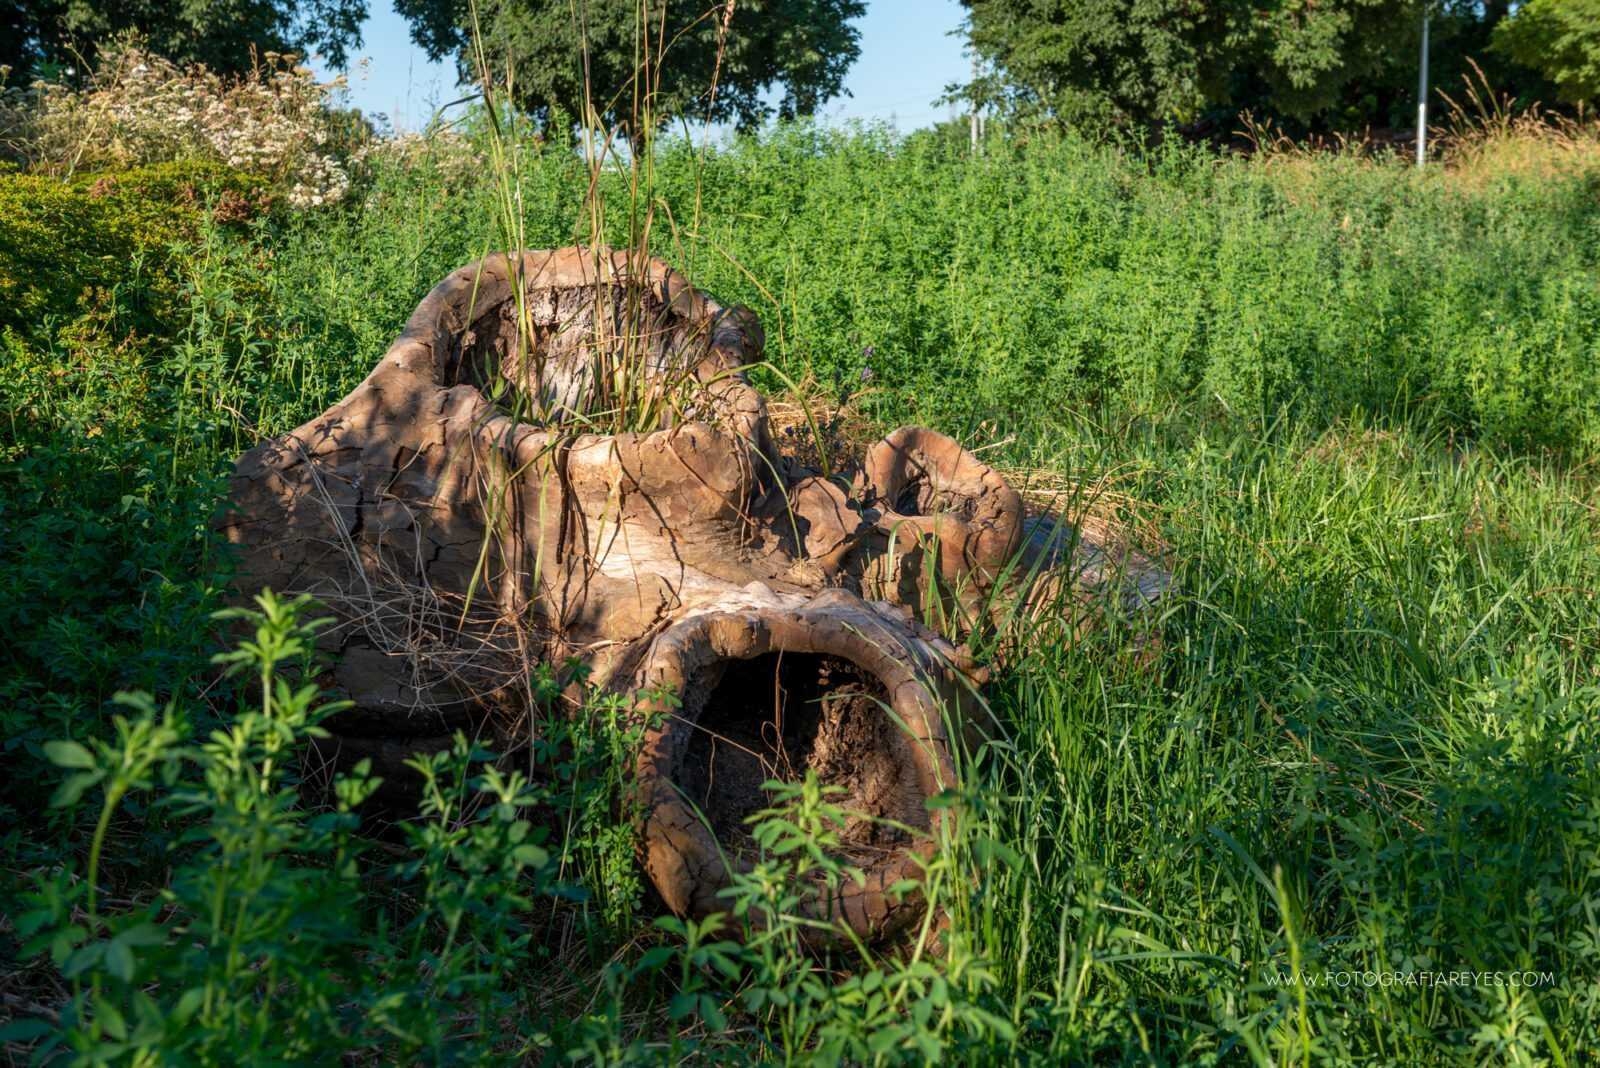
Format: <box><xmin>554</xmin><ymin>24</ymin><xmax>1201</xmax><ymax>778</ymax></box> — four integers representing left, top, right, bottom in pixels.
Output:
<box><xmin>312</xmin><ymin>1</ymin><xmax>971</xmax><ymax>132</ymax></box>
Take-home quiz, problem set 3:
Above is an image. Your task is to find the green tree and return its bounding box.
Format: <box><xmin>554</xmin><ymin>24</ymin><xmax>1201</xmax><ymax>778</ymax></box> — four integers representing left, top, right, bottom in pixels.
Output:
<box><xmin>395</xmin><ymin>0</ymin><xmax>865</xmax><ymax>134</ymax></box>
<box><xmin>2</xmin><ymin>0</ymin><xmax>368</xmax><ymax>79</ymax></box>
<box><xmin>1493</xmin><ymin>0</ymin><xmax>1600</xmax><ymax>104</ymax></box>
<box><xmin>960</xmin><ymin>0</ymin><xmax>1521</xmax><ymax>133</ymax></box>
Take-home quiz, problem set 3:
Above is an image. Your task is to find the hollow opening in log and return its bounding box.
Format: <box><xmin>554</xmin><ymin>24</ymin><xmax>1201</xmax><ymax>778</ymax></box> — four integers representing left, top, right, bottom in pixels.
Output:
<box><xmin>675</xmin><ymin>652</ymin><xmax>930</xmax><ymax>866</ymax></box>
<box><xmin>894</xmin><ymin>478</ymin><xmax>964</xmax><ymax>519</ymax></box>
<box><xmin>451</xmin><ymin>281</ymin><xmax>710</xmax><ymax>425</ymax></box>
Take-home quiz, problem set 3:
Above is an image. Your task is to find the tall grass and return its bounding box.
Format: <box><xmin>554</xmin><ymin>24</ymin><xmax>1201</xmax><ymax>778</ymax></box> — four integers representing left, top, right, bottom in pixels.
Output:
<box><xmin>4</xmin><ymin>114</ymin><xmax>1600</xmax><ymax>1062</ymax></box>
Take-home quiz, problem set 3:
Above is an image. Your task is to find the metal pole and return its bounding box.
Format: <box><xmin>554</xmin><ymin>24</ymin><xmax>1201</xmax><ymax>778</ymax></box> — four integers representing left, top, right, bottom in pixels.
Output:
<box><xmin>1417</xmin><ymin>11</ymin><xmax>1430</xmax><ymax>167</ymax></box>
<box><xmin>970</xmin><ymin>53</ymin><xmax>979</xmax><ymax>155</ymax></box>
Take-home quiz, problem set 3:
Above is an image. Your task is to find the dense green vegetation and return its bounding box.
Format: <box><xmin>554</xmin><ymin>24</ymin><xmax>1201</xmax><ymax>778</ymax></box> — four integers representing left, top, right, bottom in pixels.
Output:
<box><xmin>3</xmin><ymin>125</ymin><xmax>1600</xmax><ymax>1062</ymax></box>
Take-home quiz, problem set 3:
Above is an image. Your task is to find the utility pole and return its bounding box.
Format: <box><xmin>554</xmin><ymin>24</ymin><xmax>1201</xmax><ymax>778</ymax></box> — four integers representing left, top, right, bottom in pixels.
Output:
<box><xmin>1417</xmin><ymin>8</ymin><xmax>1430</xmax><ymax>167</ymax></box>
<box><xmin>970</xmin><ymin>53</ymin><xmax>980</xmax><ymax>156</ymax></box>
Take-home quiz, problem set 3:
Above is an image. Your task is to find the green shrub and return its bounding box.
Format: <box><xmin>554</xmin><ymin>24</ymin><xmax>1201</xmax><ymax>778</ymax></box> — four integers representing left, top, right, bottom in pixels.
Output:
<box><xmin>9</xmin><ymin>593</ymin><xmax>572</xmax><ymax>1062</ymax></box>
<box><xmin>0</xmin><ymin>163</ymin><xmax>269</xmax><ymax>843</ymax></box>
<box><xmin>0</xmin><ymin>160</ymin><xmax>267</xmax><ymax>344</ymax></box>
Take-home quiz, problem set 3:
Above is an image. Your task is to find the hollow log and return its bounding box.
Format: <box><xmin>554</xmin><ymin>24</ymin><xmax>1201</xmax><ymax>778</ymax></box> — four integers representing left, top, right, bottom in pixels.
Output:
<box><xmin>221</xmin><ymin>246</ymin><xmax>1162</xmax><ymax>942</ymax></box>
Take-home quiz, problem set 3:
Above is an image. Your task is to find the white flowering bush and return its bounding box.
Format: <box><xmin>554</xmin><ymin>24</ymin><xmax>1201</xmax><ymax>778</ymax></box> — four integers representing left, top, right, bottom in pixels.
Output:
<box><xmin>3</xmin><ymin>39</ymin><xmax>359</xmax><ymax>208</ymax></box>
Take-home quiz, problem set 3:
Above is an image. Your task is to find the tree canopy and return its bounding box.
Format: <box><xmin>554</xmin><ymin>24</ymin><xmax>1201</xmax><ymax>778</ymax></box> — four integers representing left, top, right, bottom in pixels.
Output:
<box><xmin>1493</xmin><ymin>0</ymin><xmax>1600</xmax><ymax>105</ymax></box>
<box><xmin>394</xmin><ymin>0</ymin><xmax>865</xmax><ymax>134</ymax></box>
<box><xmin>2</xmin><ymin>0</ymin><xmax>368</xmax><ymax>79</ymax></box>
<box><xmin>959</xmin><ymin>0</ymin><xmax>1544</xmax><ymax>134</ymax></box>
